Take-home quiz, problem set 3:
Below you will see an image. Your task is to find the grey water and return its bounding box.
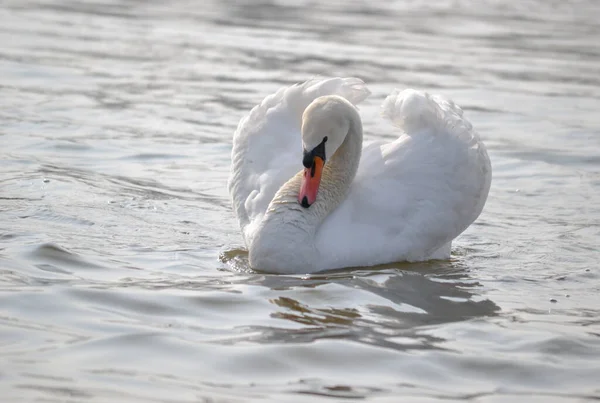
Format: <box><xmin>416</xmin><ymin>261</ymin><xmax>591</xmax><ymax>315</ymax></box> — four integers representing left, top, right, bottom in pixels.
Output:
<box><xmin>1</xmin><ymin>0</ymin><xmax>599</xmax><ymax>402</ymax></box>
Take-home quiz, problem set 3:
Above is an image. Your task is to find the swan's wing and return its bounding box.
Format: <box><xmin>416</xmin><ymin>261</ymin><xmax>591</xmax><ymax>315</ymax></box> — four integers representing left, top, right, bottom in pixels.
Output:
<box><xmin>228</xmin><ymin>77</ymin><xmax>371</xmax><ymax>243</ymax></box>
<box><xmin>317</xmin><ymin>89</ymin><xmax>492</xmax><ymax>268</ymax></box>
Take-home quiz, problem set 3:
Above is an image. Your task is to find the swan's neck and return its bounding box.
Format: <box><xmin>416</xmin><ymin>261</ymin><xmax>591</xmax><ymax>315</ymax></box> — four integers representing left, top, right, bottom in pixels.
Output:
<box><xmin>249</xmin><ymin>119</ymin><xmax>362</xmax><ymax>273</ymax></box>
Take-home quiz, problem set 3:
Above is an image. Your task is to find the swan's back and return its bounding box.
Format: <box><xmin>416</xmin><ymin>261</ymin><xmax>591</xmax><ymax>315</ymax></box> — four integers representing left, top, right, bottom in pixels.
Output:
<box><xmin>315</xmin><ymin>89</ymin><xmax>492</xmax><ymax>269</ymax></box>
<box><xmin>228</xmin><ymin>78</ymin><xmax>370</xmax><ymax>243</ymax></box>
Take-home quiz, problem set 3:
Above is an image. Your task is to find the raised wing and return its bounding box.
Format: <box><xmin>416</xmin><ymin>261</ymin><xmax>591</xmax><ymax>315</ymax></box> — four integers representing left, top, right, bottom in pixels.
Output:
<box><xmin>316</xmin><ymin>89</ymin><xmax>492</xmax><ymax>268</ymax></box>
<box><xmin>228</xmin><ymin>77</ymin><xmax>371</xmax><ymax>243</ymax></box>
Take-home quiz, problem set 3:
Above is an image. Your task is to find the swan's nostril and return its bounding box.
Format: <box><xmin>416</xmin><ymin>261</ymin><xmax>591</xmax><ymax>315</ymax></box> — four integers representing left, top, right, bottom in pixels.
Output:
<box><xmin>301</xmin><ymin>196</ymin><xmax>310</xmax><ymax>208</ymax></box>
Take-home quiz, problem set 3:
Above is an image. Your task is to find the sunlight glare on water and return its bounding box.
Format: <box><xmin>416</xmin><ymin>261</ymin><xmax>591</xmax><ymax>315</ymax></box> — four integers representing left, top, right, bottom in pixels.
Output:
<box><xmin>1</xmin><ymin>0</ymin><xmax>599</xmax><ymax>402</ymax></box>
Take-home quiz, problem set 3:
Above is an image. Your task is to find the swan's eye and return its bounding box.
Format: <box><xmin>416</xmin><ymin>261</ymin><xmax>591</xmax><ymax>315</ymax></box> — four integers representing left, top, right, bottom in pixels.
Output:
<box><xmin>302</xmin><ymin>150</ymin><xmax>313</xmax><ymax>168</ymax></box>
<box><xmin>302</xmin><ymin>138</ymin><xmax>327</xmax><ymax>169</ymax></box>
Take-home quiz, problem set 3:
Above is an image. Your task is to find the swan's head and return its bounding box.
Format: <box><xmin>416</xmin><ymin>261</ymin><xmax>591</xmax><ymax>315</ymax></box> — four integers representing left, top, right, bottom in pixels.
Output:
<box><xmin>299</xmin><ymin>95</ymin><xmax>354</xmax><ymax>208</ymax></box>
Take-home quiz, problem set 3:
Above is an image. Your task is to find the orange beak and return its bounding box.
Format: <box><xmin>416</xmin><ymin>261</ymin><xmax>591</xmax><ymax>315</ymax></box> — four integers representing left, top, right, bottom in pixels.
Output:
<box><xmin>298</xmin><ymin>156</ymin><xmax>324</xmax><ymax>208</ymax></box>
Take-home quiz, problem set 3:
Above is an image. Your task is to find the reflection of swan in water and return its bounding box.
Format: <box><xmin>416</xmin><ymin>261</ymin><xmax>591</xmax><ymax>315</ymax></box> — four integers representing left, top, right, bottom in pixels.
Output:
<box><xmin>221</xmin><ymin>250</ymin><xmax>499</xmax><ymax>350</ymax></box>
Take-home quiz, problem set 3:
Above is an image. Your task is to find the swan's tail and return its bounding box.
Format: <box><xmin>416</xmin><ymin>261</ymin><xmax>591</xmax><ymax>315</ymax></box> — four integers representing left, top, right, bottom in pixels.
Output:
<box><xmin>381</xmin><ymin>89</ymin><xmax>473</xmax><ymax>139</ymax></box>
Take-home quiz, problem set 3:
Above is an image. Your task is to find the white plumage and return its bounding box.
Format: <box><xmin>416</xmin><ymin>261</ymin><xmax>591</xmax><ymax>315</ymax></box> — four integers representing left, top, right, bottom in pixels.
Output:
<box><xmin>228</xmin><ymin>77</ymin><xmax>491</xmax><ymax>274</ymax></box>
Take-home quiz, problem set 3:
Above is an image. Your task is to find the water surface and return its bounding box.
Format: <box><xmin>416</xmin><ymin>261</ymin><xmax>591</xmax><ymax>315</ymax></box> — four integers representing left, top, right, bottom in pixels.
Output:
<box><xmin>1</xmin><ymin>0</ymin><xmax>600</xmax><ymax>401</ymax></box>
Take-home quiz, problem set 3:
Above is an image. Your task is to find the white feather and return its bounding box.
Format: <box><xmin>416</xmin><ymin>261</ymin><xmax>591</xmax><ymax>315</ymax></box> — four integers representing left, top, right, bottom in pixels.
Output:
<box><xmin>228</xmin><ymin>78</ymin><xmax>491</xmax><ymax>272</ymax></box>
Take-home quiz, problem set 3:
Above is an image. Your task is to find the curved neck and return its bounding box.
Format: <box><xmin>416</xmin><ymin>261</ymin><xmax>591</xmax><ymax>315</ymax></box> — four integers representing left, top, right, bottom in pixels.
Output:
<box><xmin>249</xmin><ymin>115</ymin><xmax>362</xmax><ymax>272</ymax></box>
<box><xmin>272</xmin><ymin>115</ymin><xmax>361</xmax><ymax>229</ymax></box>
<box><xmin>306</xmin><ymin>116</ymin><xmax>363</xmax><ymax>224</ymax></box>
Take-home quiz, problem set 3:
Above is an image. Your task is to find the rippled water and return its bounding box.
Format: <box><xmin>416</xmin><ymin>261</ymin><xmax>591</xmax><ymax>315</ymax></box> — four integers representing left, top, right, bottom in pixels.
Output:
<box><xmin>1</xmin><ymin>1</ymin><xmax>600</xmax><ymax>401</ymax></box>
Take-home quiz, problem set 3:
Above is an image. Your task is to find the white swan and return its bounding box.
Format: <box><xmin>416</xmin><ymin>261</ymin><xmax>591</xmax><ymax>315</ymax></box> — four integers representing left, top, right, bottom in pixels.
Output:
<box><xmin>228</xmin><ymin>78</ymin><xmax>491</xmax><ymax>274</ymax></box>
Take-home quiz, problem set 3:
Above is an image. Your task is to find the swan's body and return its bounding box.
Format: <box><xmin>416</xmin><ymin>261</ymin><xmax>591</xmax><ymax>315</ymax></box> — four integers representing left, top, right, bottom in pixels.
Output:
<box><xmin>228</xmin><ymin>78</ymin><xmax>491</xmax><ymax>274</ymax></box>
